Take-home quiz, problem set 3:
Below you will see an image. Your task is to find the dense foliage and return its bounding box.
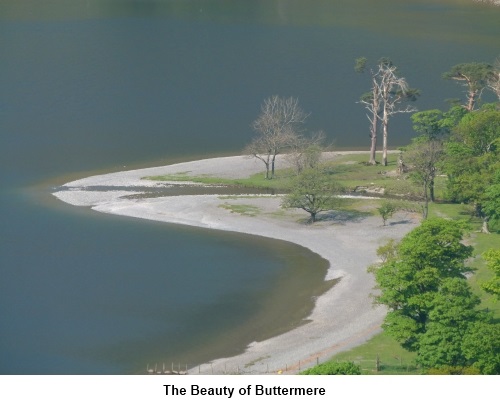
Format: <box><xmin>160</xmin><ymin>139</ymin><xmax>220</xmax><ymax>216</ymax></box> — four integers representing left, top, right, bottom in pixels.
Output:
<box><xmin>370</xmin><ymin>218</ymin><xmax>500</xmax><ymax>374</ymax></box>
<box><xmin>441</xmin><ymin>105</ymin><xmax>500</xmax><ymax>231</ymax></box>
<box><xmin>370</xmin><ymin>218</ymin><xmax>473</xmax><ymax>351</ymax></box>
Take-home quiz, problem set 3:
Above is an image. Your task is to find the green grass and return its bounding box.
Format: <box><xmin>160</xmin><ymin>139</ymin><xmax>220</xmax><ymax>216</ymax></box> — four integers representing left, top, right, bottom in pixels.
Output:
<box><xmin>428</xmin><ymin>203</ymin><xmax>500</xmax><ymax>316</ymax></box>
<box><xmin>322</xmin><ymin>153</ymin><xmax>401</xmax><ymax>191</ymax></box>
<box><xmin>468</xmin><ymin>232</ymin><xmax>500</xmax><ymax>317</ymax></box>
<box><xmin>145</xmin><ymin>170</ymin><xmax>296</xmax><ymax>191</ymax></box>
<box><xmin>144</xmin><ymin>152</ymin><xmax>404</xmax><ymax>193</ymax></box>
<box><xmin>329</xmin><ymin>333</ymin><xmax>419</xmax><ymax>375</ymax></box>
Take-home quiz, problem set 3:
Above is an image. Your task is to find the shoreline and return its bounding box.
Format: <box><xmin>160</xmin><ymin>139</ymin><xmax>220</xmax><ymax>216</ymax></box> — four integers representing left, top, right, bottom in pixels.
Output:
<box><xmin>53</xmin><ymin>151</ymin><xmax>418</xmax><ymax>374</ymax></box>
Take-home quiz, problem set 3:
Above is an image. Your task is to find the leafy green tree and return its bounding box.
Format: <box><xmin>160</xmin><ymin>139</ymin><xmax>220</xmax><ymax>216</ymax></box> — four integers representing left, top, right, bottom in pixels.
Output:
<box><xmin>411</xmin><ymin>109</ymin><xmax>446</xmax><ymax>139</ymax></box>
<box><xmin>442</xmin><ymin>62</ymin><xmax>495</xmax><ymax>111</ymax></box>
<box><xmin>438</xmin><ymin>105</ymin><xmax>469</xmax><ymax>131</ymax></box>
<box><xmin>461</xmin><ymin>321</ymin><xmax>500</xmax><ymax>375</ymax></box>
<box><xmin>281</xmin><ymin>168</ymin><xmax>344</xmax><ymax>223</ymax></box>
<box><xmin>370</xmin><ymin>218</ymin><xmax>473</xmax><ymax>351</ymax></box>
<box><xmin>377</xmin><ymin>200</ymin><xmax>397</xmax><ymax>226</ymax></box>
<box><xmin>482</xmin><ymin>170</ymin><xmax>500</xmax><ymax>226</ymax></box>
<box><xmin>301</xmin><ymin>361</ymin><xmax>361</xmax><ymax>375</ymax></box>
<box><xmin>416</xmin><ymin>278</ymin><xmax>481</xmax><ymax>369</ymax></box>
<box><xmin>482</xmin><ymin>249</ymin><xmax>500</xmax><ymax>299</ymax></box>
<box><xmin>410</xmin><ymin>106</ymin><xmax>468</xmax><ymax>139</ymax></box>
<box><xmin>371</xmin><ymin>219</ymin><xmax>500</xmax><ymax>374</ymax></box>
<box><xmin>442</xmin><ymin>106</ymin><xmax>500</xmax><ymax>232</ymax></box>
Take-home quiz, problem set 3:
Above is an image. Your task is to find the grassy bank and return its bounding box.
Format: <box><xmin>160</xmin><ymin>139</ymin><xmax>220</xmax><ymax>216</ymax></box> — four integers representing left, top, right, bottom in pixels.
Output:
<box><xmin>326</xmin><ymin>187</ymin><xmax>500</xmax><ymax>375</ymax></box>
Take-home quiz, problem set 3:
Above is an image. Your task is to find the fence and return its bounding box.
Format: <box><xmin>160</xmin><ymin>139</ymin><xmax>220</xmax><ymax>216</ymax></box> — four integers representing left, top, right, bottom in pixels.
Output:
<box><xmin>145</xmin><ymin>355</ymin><xmax>419</xmax><ymax>375</ymax></box>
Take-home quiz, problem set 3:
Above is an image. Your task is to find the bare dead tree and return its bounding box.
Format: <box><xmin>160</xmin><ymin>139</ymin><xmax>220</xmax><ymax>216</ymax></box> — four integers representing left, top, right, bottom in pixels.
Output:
<box><xmin>377</xmin><ymin>60</ymin><xmax>419</xmax><ymax>166</ymax></box>
<box><xmin>246</xmin><ymin>96</ymin><xmax>309</xmax><ymax>179</ymax></box>
<box><xmin>355</xmin><ymin>57</ymin><xmax>381</xmax><ymax>165</ymax></box>
<box><xmin>356</xmin><ymin>58</ymin><xmax>418</xmax><ymax>166</ymax></box>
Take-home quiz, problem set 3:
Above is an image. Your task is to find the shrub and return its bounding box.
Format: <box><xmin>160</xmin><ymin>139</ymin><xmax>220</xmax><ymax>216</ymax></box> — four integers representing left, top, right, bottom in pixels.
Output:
<box><xmin>301</xmin><ymin>361</ymin><xmax>361</xmax><ymax>375</ymax></box>
<box><xmin>377</xmin><ymin>201</ymin><xmax>398</xmax><ymax>226</ymax></box>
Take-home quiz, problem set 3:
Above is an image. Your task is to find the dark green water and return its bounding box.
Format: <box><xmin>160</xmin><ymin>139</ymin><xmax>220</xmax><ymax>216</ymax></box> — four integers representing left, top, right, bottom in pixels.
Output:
<box><xmin>1</xmin><ymin>0</ymin><xmax>499</xmax><ymax>374</ymax></box>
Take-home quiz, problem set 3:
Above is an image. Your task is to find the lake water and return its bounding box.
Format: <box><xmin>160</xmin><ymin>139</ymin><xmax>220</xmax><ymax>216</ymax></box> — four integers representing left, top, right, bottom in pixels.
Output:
<box><xmin>1</xmin><ymin>0</ymin><xmax>499</xmax><ymax>374</ymax></box>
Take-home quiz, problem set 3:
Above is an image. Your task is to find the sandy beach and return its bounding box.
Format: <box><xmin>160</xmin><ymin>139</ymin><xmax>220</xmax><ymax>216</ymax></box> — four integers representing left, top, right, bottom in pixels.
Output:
<box><xmin>53</xmin><ymin>152</ymin><xmax>418</xmax><ymax>374</ymax></box>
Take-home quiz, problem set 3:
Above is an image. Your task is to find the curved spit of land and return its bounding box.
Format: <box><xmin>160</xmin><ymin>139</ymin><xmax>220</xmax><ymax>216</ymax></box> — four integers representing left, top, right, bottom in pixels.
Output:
<box><xmin>53</xmin><ymin>152</ymin><xmax>418</xmax><ymax>374</ymax></box>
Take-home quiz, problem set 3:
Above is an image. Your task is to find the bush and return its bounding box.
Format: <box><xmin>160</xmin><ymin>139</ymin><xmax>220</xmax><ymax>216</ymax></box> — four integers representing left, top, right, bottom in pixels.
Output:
<box><xmin>300</xmin><ymin>361</ymin><xmax>361</xmax><ymax>375</ymax></box>
<box><xmin>377</xmin><ymin>201</ymin><xmax>398</xmax><ymax>226</ymax></box>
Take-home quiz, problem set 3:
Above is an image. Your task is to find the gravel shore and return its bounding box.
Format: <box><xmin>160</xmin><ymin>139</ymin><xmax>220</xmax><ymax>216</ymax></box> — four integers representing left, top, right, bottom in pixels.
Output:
<box><xmin>53</xmin><ymin>152</ymin><xmax>418</xmax><ymax>374</ymax></box>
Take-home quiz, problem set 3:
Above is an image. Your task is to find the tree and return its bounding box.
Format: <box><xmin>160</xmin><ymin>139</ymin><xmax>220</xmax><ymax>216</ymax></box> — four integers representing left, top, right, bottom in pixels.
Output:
<box><xmin>369</xmin><ymin>218</ymin><xmax>473</xmax><ymax>351</ymax></box>
<box><xmin>377</xmin><ymin>200</ymin><xmax>397</xmax><ymax>226</ymax></box>
<box><xmin>378</xmin><ymin>60</ymin><xmax>419</xmax><ymax>166</ymax></box>
<box><xmin>371</xmin><ymin>219</ymin><xmax>500</xmax><ymax>374</ymax></box>
<box><xmin>482</xmin><ymin>170</ymin><xmax>500</xmax><ymax>227</ymax></box>
<box><xmin>281</xmin><ymin>168</ymin><xmax>344</xmax><ymax>223</ymax></box>
<box><xmin>461</xmin><ymin>321</ymin><xmax>500</xmax><ymax>375</ymax></box>
<box><xmin>411</xmin><ymin>109</ymin><xmax>446</xmax><ymax>139</ymax></box>
<box><xmin>442</xmin><ymin>106</ymin><xmax>500</xmax><ymax>232</ymax></box>
<box><xmin>442</xmin><ymin>62</ymin><xmax>495</xmax><ymax>111</ymax></box>
<box><xmin>410</xmin><ymin>106</ymin><xmax>468</xmax><ymax>141</ymax></box>
<box><xmin>245</xmin><ymin>95</ymin><xmax>308</xmax><ymax>179</ymax></box>
<box><xmin>481</xmin><ymin>249</ymin><xmax>500</xmax><ymax>299</ymax></box>
<box><xmin>416</xmin><ymin>278</ymin><xmax>481</xmax><ymax>369</ymax></box>
<box><xmin>356</xmin><ymin>57</ymin><xmax>419</xmax><ymax>166</ymax></box>
<box><xmin>355</xmin><ymin>57</ymin><xmax>381</xmax><ymax>165</ymax></box>
<box><xmin>404</xmin><ymin>136</ymin><xmax>444</xmax><ymax>217</ymax></box>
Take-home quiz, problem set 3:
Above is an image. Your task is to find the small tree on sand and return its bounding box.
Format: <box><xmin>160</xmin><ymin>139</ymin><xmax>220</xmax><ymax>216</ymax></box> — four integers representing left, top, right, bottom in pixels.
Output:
<box><xmin>281</xmin><ymin>168</ymin><xmax>344</xmax><ymax>223</ymax></box>
<box><xmin>377</xmin><ymin>200</ymin><xmax>398</xmax><ymax>226</ymax></box>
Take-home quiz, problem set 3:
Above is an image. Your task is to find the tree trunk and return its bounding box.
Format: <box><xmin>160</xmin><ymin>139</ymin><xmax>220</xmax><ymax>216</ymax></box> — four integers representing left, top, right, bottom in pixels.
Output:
<box><xmin>382</xmin><ymin>116</ymin><xmax>389</xmax><ymax>166</ymax></box>
<box><xmin>429</xmin><ymin>178</ymin><xmax>435</xmax><ymax>202</ymax></box>
<box><xmin>310</xmin><ymin>212</ymin><xmax>316</xmax><ymax>223</ymax></box>
<box><xmin>368</xmin><ymin>81</ymin><xmax>379</xmax><ymax>165</ymax></box>
<box><xmin>264</xmin><ymin>162</ymin><xmax>270</xmax><ymax>179</ymax></box>
<box><xmin>466</xmin><ymin>88</ymin><xmax>478</xmax><ymax>112</ymax></box>
<box><xmin>482</xmin><ymin>217</ymin><xmax>490</xmax><ymax>234</ymax></box>
<box><xmin>423</xmin><ymin>180</ymin><xmax>429</xmax><ymax>219</ymax></box>
<box><xmin>369</xmin><ymin>132</ymin><xmax>377</xmax><ymax>165</ymax></box>
<box><xmin>271</xmin><ymin>154</ymin><xmax>276</xmax><ymax>178</ymax></box>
